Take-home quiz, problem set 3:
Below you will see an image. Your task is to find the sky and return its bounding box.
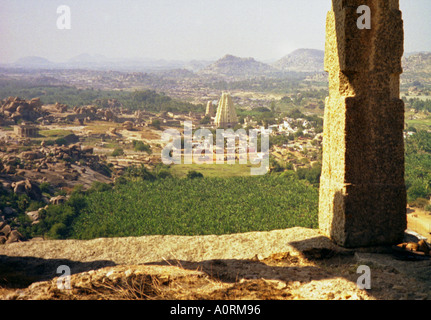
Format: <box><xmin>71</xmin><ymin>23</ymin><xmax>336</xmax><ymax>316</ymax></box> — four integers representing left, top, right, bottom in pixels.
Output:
<box><xmin>0</xmin><ymin>0</ymin><xmax>430</xmax><ymax>64</ymax></box>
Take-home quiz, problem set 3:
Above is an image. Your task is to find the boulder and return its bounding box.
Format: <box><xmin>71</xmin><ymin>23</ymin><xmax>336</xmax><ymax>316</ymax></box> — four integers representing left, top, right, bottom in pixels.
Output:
<box><xmin>11</xmin><ymin>179</ymin><xmax>42</xmax><ymax>201</ymax></box>
<box><xmin>29</xmin><ymin>98</ymin><xmax>42</xmax><ymax>108</ymax></box>
<box><xmin>50</xmin><ymin>195</ymin><xmax>67</xmax><ymax>205</ymax></box>
<box><xmin>6</xmin><ymin>230</ymin><xmax>22</xmax><ymax>244</ymax></box>
<box><xmin>3</xmin><ymin>165</ymin><xmax>16</xmax><ymax>174</ymax></box>
<box><xmin>12</xmin><ymin>180</ymin><xmax>27</xmax><ymax>194</ymax></box>
<box><xmin>20</xmin><ymin>151</ymin><xmax>44</xmax><ymax>160</ymax></box>
<box><xmin>26</xmin><ymin>210</ymin><xmax>40</xmax><ymax>222</ymax></box>
<box><xmin>0</xmin><ymin>224</ymin><xmax>11</xmax><ymax>237</ymax></box>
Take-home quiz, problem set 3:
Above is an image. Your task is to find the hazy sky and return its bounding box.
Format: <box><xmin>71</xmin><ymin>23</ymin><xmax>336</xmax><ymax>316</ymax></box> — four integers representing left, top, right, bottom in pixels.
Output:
<box><xmin>0</xmin><ymin>0</ymin><xmax>430</xmax><ymax>63</ymax></box>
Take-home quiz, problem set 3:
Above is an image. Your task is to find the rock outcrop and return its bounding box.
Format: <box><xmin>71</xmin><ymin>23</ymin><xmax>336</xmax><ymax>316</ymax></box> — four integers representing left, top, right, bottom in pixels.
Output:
<box><xmin>1</xmin><ymin>97</ymin><xmax>44</xmax><ymax>122</ymax></box>
<box><xmin>0</xmin><ymin>218</ymin><xmax>23</xmax><ymax>244</ymax></box>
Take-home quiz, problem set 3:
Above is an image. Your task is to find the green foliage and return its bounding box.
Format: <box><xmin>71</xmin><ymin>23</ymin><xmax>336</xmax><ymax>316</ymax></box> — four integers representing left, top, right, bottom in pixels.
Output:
<box><xmin>67</xmin><ymin>174</ymin><xmax>318</xmax><ymax>239</ymax></box>
<box><xmin>200</xmin><ymin>115</ymin><xmax>211</xmax><ymax>125</ymax></box>
<box><xmin>111</xmin><ymin>148</ymin><xmax>124</xmax><ymax>157</ymax></box>
<box><xmin>88</xmin><ymin>181</ymin><xmax>113</xmax><ymax>193</ymax></box>
<box><xmin>123</xmin><ymin>164</ymin><xmax>156</xmax><ymax>181</ymax></box>
<box><xmin>150</xmin><ymin>119</ymin><xmax>162</xmax><ymax>130</ymax></box>
<box><xmin>39</xmin><ymin>182</ymin><xmax>53</xmax><ymax>195</ymax></box>
<box><xmin>187</xmin><ymin>170</ymin><xmax>204</xmax><ymax>179</ymax></box>
<box><xmin>156</xmin><ymin>169</ymin><xmax>173</xmax><ymax>179</ymax></box>
<box><xmin>24</xmin><ymin>186</ymin><xmax>89</xmax><ymax>239</ymax></box>
<box><xmin>54</xmin><ymin>138</ymin><xmax>68</xmax><ymax>146</ymax></box>
<box><xmin>296</xmin><ymin>162</ymin><xmax>322</xmax><ymax>187</ymax></box>
<box><xmin>0</xmin><ymin>82</ymin><xmax>204</xmax><ymax>114</ymax></box>
<box><xmin>269</xmin><ymin>134</ymin><xmax>294</xmax><ymax>148</ymax></box>
<box><xmin>407</xmin><ymin>98</ymin><xmax>431</xmax><ymax>112</ymax></box>
<box><xmin>132</xmin><ymin>140</ymin><xmax>152</xmax><ymax>154</ymax></box>
<box><xmin>405</xmin><ymin>130</ymin><xmax>431</xmax><ymax>203</ymax></box>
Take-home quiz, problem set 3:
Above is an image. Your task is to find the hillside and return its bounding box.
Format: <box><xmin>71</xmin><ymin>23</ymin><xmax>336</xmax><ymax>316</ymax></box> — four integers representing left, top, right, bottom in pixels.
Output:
<box><xmin>13</xmin><ymin>56</ymin><xmax>54</xmax><ymax>68</ymax></box>
<box><xmin>402</xmin><ymin>52</ymin><xmax>431</xmax><ymax>74</ymax></box>
<box><xmin>273</xmin><ymin>49</ymin><xmax>324</xmax><ymax>73</ymax></box>
<box><xmin>198</xmin><ymin>54</ymin><xmax>277</xmax><ymax>78</ymax></box>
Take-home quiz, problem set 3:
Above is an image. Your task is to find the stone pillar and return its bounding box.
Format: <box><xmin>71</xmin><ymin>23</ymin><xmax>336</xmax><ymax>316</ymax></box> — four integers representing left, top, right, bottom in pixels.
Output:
<box><xmin>319</xmin><ymin>0</ymin><xmax>406</xmax><ymax>247</ymax></box>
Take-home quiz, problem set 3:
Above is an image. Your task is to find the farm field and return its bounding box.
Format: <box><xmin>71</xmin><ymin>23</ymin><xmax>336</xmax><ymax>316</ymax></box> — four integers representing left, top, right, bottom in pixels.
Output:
<box><xmin>29</xmin><ymin>174</ymin><xmax>319</xmax><ymax>240</ymax></box>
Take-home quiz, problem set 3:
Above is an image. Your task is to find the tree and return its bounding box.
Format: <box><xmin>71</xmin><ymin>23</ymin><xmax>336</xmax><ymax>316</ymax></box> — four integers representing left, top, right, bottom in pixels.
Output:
<box><xmin>200</xmin><ymin>115</ymin><xmax>211</xmax><ymax>125</ymax></box>
<box><xmin>150</xmin><ymin>119</ymin><xmax>162</xmax><ymax>130</ymax></box>
<box><xmin>111</xmin><ymin>148</ymin><xmax>124</xmax><ymax>157</ymax></box>
<box><xmin>132</xmin><ymin>140</ymin><xmax>152</xmax><ymax>154</ymax></box>
<box><xmin>187</xmin><ymin>170</ymin><xmax>203</xmax><ymax>179</ymax></box>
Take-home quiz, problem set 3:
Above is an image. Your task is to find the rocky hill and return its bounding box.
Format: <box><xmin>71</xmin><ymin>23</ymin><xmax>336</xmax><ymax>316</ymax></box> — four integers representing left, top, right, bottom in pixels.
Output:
<box><xmin>273</xmin><ymin>49</ymin><xmax>325</xmax><ymax>73</ymax></box>
<box><xmin>198</xmin><ymin>54</ymin><xmax>277</xmax><ymax>78</ymax></box>
<box><xmin>401</xmin><ymin>52</ymin><xmax>431</xmax><ymax>86</ymax></box>
<box><xmin>13</xmin><ymin>56</ymin><xmax>54</xmax><ymax>69</ymax></box>
<box><xmin>402</xmin><ymin>52</ymin><xmax>431</xmax><ymax>74</ymax></box>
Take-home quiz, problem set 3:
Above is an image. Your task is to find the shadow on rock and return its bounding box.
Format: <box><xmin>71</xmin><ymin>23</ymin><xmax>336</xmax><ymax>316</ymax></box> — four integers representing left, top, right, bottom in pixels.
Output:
<box><xmin>0</xmin><ymin>255</ymin><xmax>116</xmax><ymax>288</ymax></box>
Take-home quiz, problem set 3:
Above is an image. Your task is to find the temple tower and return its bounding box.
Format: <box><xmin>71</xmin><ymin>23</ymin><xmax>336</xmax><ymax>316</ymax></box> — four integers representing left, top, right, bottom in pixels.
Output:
<box><xmin>205</xmin><ymin>101</ymin><xmax>215</xmax><ymax>117</ymax></box>
<box><xmin>214</xmin><ymin>93</ymin><xmax>238</xmax><ymax>128</ymax></box>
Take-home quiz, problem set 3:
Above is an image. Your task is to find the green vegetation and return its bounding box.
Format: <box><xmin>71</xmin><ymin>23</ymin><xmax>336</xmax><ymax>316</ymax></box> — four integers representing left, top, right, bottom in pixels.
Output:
<box><xmin>69</xmin><ymin>174</ymin><xmax>318</xmax><ymax>239</ymax></box>
<box><xmin>111</xmin><ymin>148</ymin><xmax>124</xmax><ymax>157</ymax></box>
<box><xmin>149</xmin><ymin>119</ymin><xmax>162</xmax><ymax>130</ymax></box>
<box><xmin>0</xmin><ymin>81</ymin><xmax>204</xmax><ymax>114</ymax></box>
<box><xmin>14</xmin><ymin>169</ymin><xmax>318</xmax><ymax>240</ymax></box>
<box><xmin>38</xmin><ymin>129</ymin><xmax>74</xmax><ymax>138</ymax></box>
<box><xmin>37</xmin><ymin>129</ymin><xmax>77</xmax><ymax>146</ymax></box>
<box><xmin>132</xmin><ymin>140</ymin><xmax>152</xmax><ymax>154</ymax></box>
<box><xmin>405</xmin><ymin>130</ymin><xmax>431</xmax><ymax>207</ymax></box>
<box><xmin>169</xmin><ymin>163</ymin><xmax>260</xmax><ymax>178</ymax></box>
<box><xmin>406</xmin><ymin>98</ymin><xmax>431</xmax><ymax>112</ymax></box>
<box><xmin>186</xmin><ymin>170</ymin><xmax>204</xmax><ymax>179</ymax></box>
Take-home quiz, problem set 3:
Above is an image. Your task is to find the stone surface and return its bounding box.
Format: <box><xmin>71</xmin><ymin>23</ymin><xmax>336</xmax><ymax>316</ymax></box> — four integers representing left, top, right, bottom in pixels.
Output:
<box><xmin>319</xmin><ymin>0</ymin><xmax>407</xmax><ymax>247</ymax></box>
<box><xmin>1</xmin><ymin>228</ymin><xmax>430</xmax><ymax>300</ymax></box>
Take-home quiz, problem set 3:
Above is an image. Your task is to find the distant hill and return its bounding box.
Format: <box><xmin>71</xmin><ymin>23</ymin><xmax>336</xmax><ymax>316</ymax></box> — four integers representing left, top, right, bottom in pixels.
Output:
<box><xmin>68</xmin><ymin>53</ymin><xmax>109</xmax><ymax>64</ymax></box>
<box><xmin>183</xmin><ymin>60</ymin><xmax>213</xmax><ymax>72</ymax></box>
<box><xmin>273</xmin><ymin>49</ymin><xmax>324</xmax><ymax>73</ymax></box>
<box><xmin>402</xmin><ymin>52</ymin><xmax>431</xmax><ymax>74</ymax></box>
<box><xmin>198</xmin><ymin>54</ymin><xmax>277</xmax><ymax>77</ymax></box>
<box><xmin>12</xmin><ymin>50</ymin><xmax>430</xmax><ymax>77</ymax></box>
<box><xmin>13</xmin><ymin>56</ymin><xmax>54</xmax><ymax>68</ymax></box>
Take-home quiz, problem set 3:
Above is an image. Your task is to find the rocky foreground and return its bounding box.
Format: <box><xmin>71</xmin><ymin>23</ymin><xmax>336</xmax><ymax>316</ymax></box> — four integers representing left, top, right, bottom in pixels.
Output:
<box><xmin>0</xmin><ymin>227</ymin><xmax>430</xmax><ymax>300</ymax></box>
